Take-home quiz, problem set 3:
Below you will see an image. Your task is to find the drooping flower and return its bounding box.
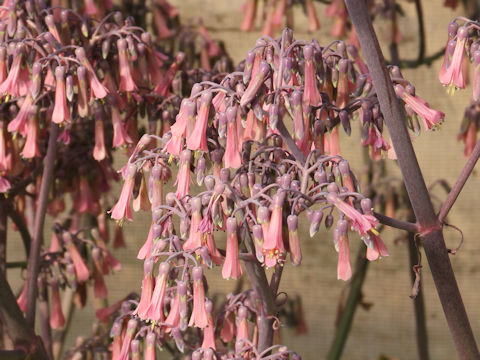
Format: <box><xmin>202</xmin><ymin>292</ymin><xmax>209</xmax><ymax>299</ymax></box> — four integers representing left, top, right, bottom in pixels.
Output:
<box><xmin>240</xmin><ymin>0</ymin><xmax>256</xmax><ymax>32</ymax></box>
<box><xmin>287</xmin><ymin>215</ymin><xmax>302</xmax><ymax>266</ymax></box>
<box><xmin>49</xmin><ymin>279</ymin><xmax>65</xmax><ymax>329</ymax></box>
<box><xmin>326</xmin><ymin>192</ymin><xmax>379</xmax><ymax>236</ymax></box>
<box><xmin>133</xmin><ymin>258</ymin><xmax>155</xmax><ymax>319</ymax></box>
<box><xmin>118</xmin><ymin>319</ymin><xmax>138</xmax><ymax>360</ymax></box>
<box><xmin>439</xmin><ymin>26</ymin><xmax>468</xmax><ymax>94</ymax></box>
<box><xmin>394</xmin><ymin>84</ymin><xmax>445</xmax><ymax>131</ymax></box>
<box><xmin>186</xmin><ymin>92</ymin><xmax>212</xmax><ymax>153</ymax></box>
<box><xmin>365</xmin><ymin>231</ymin><xmax>389</xmax><ymax>261</ymax></box>
<box><xmin>0</xmin><ymin>43</ymin><xmax>24</xmax><ymax>96</ymax></box>
<box><xmin>306</xmin><ymin>0</ymin><xmax>320</xmax><ymax>32</ymax></box>
<box><xmin>240</xmin><ymin>61</ymin><xmax>270</xmax><ymax>107</ymax></box>
<box><xmin>144</xmin><ymin>332</ymin><xmax>157</xmax><ymax>360</ymax></box>
<box><xmin>189</xmin><ymin>266</ymin><xmax>208</xmax><ymax>328</ymax></box>
<box><xmin>111</xmin><ymin>104</ymin><xmax>133</xmax><ymax>148</ymax></box>
<box><xmin>52</xmin><ymin>66</ymin><xmax>70</xmax><ymax>125</ymax></box>
<box><xmin>175</xmin><ymin>149</ymin><xmax>192</xmax><ymax>199</ymax></box>
<box><xmin>63</xmin><ymin>232</ymin><xmax>90</xmax><ymax>282</ymax></box>
<box><xmin>109</xmin><ymin>163</ymin><xmax>137</xmax><ymax>222</ymax></box>
<box><xmin>201</xmin><ymin>299</ymin><xmax>216</xmax><ymax>350</ymax></box>
<box><xmin>303</xmin><ymin>45</ymin><xmax>322</xmax><ymax>107</ymax></box>
<box><xmin>8</xmin><ymin>95</ymin><xmax>32</xmax><ymax>136</ymax></box>
<box><xmin>224</xmin><ymin>106</ymin><xmax>242</xmax><ymax>168</ymax></box>
<box><xmin>91</xmin><ymin>247</ymin><xmax>108</xmax><ymax>299</ymax></box>
<box><xmin>263</xmin><ymin>192</ymin><xmax>286</xmax><ymax>267</ymax></box>
<box><xmin>334</xmin><ymin>220</ymin><xmax>352</xmax><ymax>281</ymax></box>
<box><xmin>183</xmin><ymin>197</ymin><xmax>203</xmax><ymax>251</ymax></box>
<box><xmin>75</xmin><ymin>48</ymin><xmax>108</xmax><ymax>99</ymax></box>
<box><xmin>21</xmin><ymin>107</ymin><xmax>41</xmax><ymax>159</ymax></box>
<box><xmin>222</xmin><ymin>217</ymin><xmax>242</xmax><ymax>280</ymax></box>
<box><xmin>117</xmin><ymin>38</ymin><xmax>138</xmax><ymax>92</ymax></box>
<box><xmin>145</xmin><ymin>262</ymin><xmax>170</xmax><ymax>322</ymax></box>
<box><xmin>235</xmin><ymin>305</ymin><xmax>249</xmax><ymax>353</ymax></box>
<box><xmin>93</xmin><ymin>117</ymin><xmax>107</xmax><ymax>161</ymax></box>
<box><xmin>165</xmin><ymin>100</ymin><xmax>196</xmax><ymax>156</ymax></box>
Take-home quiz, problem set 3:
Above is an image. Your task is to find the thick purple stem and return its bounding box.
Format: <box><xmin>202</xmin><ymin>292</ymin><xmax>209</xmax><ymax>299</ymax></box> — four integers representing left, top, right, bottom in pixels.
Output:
<box><xmin>25</xmin><ymin>123</ymin><xmax>59</xmax><ymax>328</ymax></box>
<box><xmin>438</xmin><ymin>138</ymin><xmax>480</xmax><ymax>223</ymax></box>
<box><xmin>344</xmin><ymin>1</ymin><xmax>479</xmax><ymax>358</ymax></box>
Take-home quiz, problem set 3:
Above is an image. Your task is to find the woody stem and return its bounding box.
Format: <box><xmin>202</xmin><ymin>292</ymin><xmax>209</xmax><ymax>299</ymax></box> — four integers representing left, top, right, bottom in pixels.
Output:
<box><xmin>25</xmin><ymin>123</ymin><xmax>59</xmax><ymax>329</ymax></box>
<box><xmin>345</xmin><ymin>1</ymin><xmax>479</xmax><ymax>358</ymax></box>
<box><xmin>438</xmin><ymin>137</ymin><xmax>480</xmax><ymax>223</ymax></box>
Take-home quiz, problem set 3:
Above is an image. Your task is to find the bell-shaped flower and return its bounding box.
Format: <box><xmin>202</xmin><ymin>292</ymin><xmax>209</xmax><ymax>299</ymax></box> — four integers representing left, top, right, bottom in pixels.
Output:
<box><xmin>145</xmin><ymin>262</ymin><xmax>170</xmax><ymax>322</ymax></box>
<box><xmin>189</xmin><ymin>266</ymin><xmax>208</xmax><ymax>328</ymax></box>
<box><xmin>52</xmin><ymin>66</ymin><xmax>70</xmax><ymax>124</ymax></box>
<box><xmin>222</xmin><ymin>217</ymin><xmax>242</xmax><ymax>280</ymax></box>
<box><xmin>133</xmin><ymin>258</ymin><xmax>155</xmax><ymax>319</ymax></box>
<box><xmin>109</xmin><ymin>163</ymin><xmax>137</xmax><ymax>222</ymax></box>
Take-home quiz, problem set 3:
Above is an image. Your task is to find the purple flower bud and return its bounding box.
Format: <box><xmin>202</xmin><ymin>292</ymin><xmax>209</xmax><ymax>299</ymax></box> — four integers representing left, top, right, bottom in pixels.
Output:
<box><xmin>252</xmin><ymin>224</ymin><xmax>264</xmax><ymax>262</ymax></box>
<box><xmin>327</xmin><ymin>182</ymin><xmax>339</xmax><ymax>193</ymax></box>
<box><xmin>126</xmin><ymin>35</ymin><xmax>137</xmax><ymax>60</ymax></box>
<box><xmin>165</xmin><ymin>192</ymin><xmax>176</xmax><ymax>207</ymax></box>
<box><xmin>243</xmin><ymin>51</ymin><xmax>255</xmax><ymax>84</ymax></box>
<box><xmin>192</xmin><ymin>350</ymin><xmax>202</xmax><ymax>360</ymax></box>
<box><xmin>360</xmin><ymin>198</ymin><xmax>373</xmax><ymax>214</ymax></box>
<box><xmin>180</xmin><ymin>218</ymin><xmax>190</xmax><ymax>238</ymax></box>
<box><xmin>196</xmin><ymin>156</ymin><xmax>206</xmax><ymax>185</ymax></box>
<box><xmin>102</xmin><ymin>39</ymin><xmax>110</xmax><ymax>59</ymax></box>
<box><xmin>257</xmin><ymin>206</ymin><xmax>270</xmax><ymax>225</ymax></box>
<box><xmin>131</xmin><ymin>339</ymin><xmax>140</xmax><ymax>355</ymax></box>
<box><xmin>226</xmin><ymin>106</ymin><xmax>237</xmax><ymax>123</ymax></box>
<box><xmin>65</xmin><ymin>75</ymin><xmax>74</xmax><ymax>102</ymax></box>
<box><xmin>190</xmin><ymin>83</ymin><xmax>203</xmax><ymax>97</ymax></box>
<box><xmin>204</xmin><ymin>175</ymin><xmax>215</xmax><ymax>191</ymax></box>
<box><xmin>339</xmin><ymin>110</ymin><xmax>351</xmax><ymax>136</ymax></box>
<box><xmin>218</xmin><ymin>112</ymin><xmax>227</xmax><ymax>139</ymax></box>
<box><xmin>269</xmin><ymin>103</ymin><xmax>279</xmax><ymax>130</ymax></box>
<box><xmin>220</xmin><ymin>168</ymin><xmax>230</xmax><ymax>183</ymax></box>
<box><xmin>309</xmin><ymin>210</ymin><xmax>323</xmax><ymax>237</ymax></box>
<box><xmin>448</xmin><ymin>21</ymin><xmax>459</xmax><ymax>38</ymax></box>
<box><xmin>282</xmin><ymin>57</ymin><xmax>293</xmax><ymax>84</ymax></box>
<box><xmin>204</xmin><ymin>348</ymin><xmax>214</xmax><ymax>360</ymax></box>
<box><xmin>303</xmin><ymin>45</ymin><xmax>313</xmax><ymax>61</ymax></box>
<box><xmin>171</xmin><ymin>328</ymin><xmax>185</xmax><ymax>353</ymax></box>
<box><xmin>325</xmin><ymin>214</ymin><xmax>334</xmax><ymax>229</ymax></box>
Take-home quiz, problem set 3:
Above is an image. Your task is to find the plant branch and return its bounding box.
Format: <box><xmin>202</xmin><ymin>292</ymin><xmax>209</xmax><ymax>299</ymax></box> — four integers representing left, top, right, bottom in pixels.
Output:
<box><xmin>276</xmin><ymin>118</ymin><xmax>307</xmax><ymax>164</ymax></box>
<box><xmin>25</xmin><ymin>123</ymin><xmax>59</xmax><ymax>329</ymax></box>
<box><xmin>438</xmin><ymin>138</ymin><xmax>480</xmax><ymax>223</ymax></box>
<box><xmin>414</xmin><ymin>0</ymin><xmax>425</xmax><ymax>64</ymax></box>
<box><xmin>373</xmin><ymin>212</ymin><xmax>418</xmax><ymax>233</ymax></box>
<box><xmin>345</xmin><ymin>1</ymin><xmax>479</xmax><ymax>358</ymax></box>
<box><xmin>0</xmin><ymin>268</ymin><xmax>48</xmax><ymax>359</ymax></box>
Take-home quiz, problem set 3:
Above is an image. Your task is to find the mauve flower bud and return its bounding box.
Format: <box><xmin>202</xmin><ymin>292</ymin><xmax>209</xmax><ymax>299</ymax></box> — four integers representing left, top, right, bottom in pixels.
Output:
<box><xmin>226</xmin><ymin>105</ymin><xmax>237</xmax><ymax>123</ymax></box>
<box><xmin>252</xmin><ymin>224</ymin><xmax>264</xmax><ymax>262</ymax></box>
<box><xmin>196</xmin><ymin>156</ymin><xmax>206</xmax><ymax>185</ymax></box>
<box><xmin>204</xmin><ymin>175</ymin><xmax>215</xmax><ymax>191</ymax></box>
<box><xmin>243</xmin><ymin>51</ymin><xmax>255</xmax><ymax>84</ymax></box>
<box><xmin>66</xmin><ymin>263</ymin><xmax>77</xmax><ymax>290</ymax></box>
<box><xmin>171</xmin><ymin>328</ymin><xmax>185</xmax><ymax>352</ymax></box>
<box><xmin>65</xmin><ymin>75</ymin><xmax>74</xmax><ymax>102</ymax></box>
<box><xmin>152</xmin><ymin>208</ymin><xmax>163</xmax><ymax>223</ymax></box>
<box><xmin>291</xmin><ymin>180</ymin><xmax>300</xmax><ymax>191</ymax></box>
<box><xmin>131</xmin><ymin>339</ymin><xmax>140</xmax><ymax>355</ymax></box>
<box><xmin>102</xmin><ymin>39</ymin><xmax>110</xmax><ymax>59</ymax></box>
<box><xmin>257</xmin><ymin>206</ymin><xmax>270</xmax><ymax>225</ymax></box>
<box><xmin>269</xmin><ymin>103</ymin><xmax>279</xmax><ymax>130</ymax></box>
<box><xmin>360</xmin><ymin>198</ymin><xmax>373</xmax><ymax>214</ymax></box>
<box><xmin>448</xmin><ymin>22</ymin><xmax>459</xmax><ymax>38</ymax></box>
<box><xmin>390</xmin><ymin>65</ymin><xmax>402</xmax><ymax>79</ymax></box>
<box><xmin>192</xmin><ymin>350</ymin><xmax>202</xmax><ymax>360</ymax></box>
<box><xmin>281</xmin><ymin>173</ymin><xmax>291</xmax><ymax>189</ymax></box>
<box><xmin>252</xmin><ymin>183</ymin><xmax>262</xmax><ymax>196</ymax></box>
<box><xmin>220</xmin><ymin>168</ymin><xmax>230</xmax><ymax>183</ymax></box>
<box><xmin>218</xmin><ymin>112</ymin><xmax>227</xmax><ymax>139</ymax></box>
<box><xmin>283</xmin><ymin>57</ymin><xmax>293</xmax><ymax>84</ymax></box>
<box><xmin>110</xmin><ymin>320</ymin><xmax>122</xmax><ymax>337</ymax></box>
<box><xmin>309</xmin><ymin>210</ymin><xmax>323</xmax><ymax>237</ymax></box>
<box><xmin>339</xmin><ymin>110</ymin><xmax>351</xmax><ymax>136</ymax></box>
<box><xmin>292</xmin><ymin>354</ymin><xmax>302</xmax><ymax>360</ymax></box>
<box><xmin>180</xmin><ymin>218</ymin><xmax>190</xmax><ymax>238</ymax></box>
<box><xmin>126</xmin><ymin>35</ymin><xmax>137</xmax><ymax>60</ymax></box>
<box><xmin>327</xmin><ymin>182</ymin><xmax>339</xmax><ymax>193</ymax></box>
<box><xmin>303</xmin><ymin>45</ymin><xmax>313</xmax><ymax>61</ymax></box>
<box><xmin>325</xmin><ymin>214</ymin><xmax>334</xmax><ymax>229</ymax></box>
<box><xmin>31</xmin><ymin>62</ymin><xmax>42</xmax><ymax>99</ymax></box>
<box><xmin>80</xmin><ymin>19</ymin><xmax>88</xmax><ymax>37</ymax></box>
<box><xmin>314</xmin><ymin>169</ymin><xmax>327</xmax><ymax>184</ymax></box>
<box><xmin>199</xmin><ymin>246</ymin><xmax>213</xmax><ymax>268</ymax></box>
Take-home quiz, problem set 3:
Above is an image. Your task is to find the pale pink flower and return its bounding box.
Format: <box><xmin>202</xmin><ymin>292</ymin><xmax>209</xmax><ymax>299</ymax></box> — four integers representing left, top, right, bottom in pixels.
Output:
<box><xmin>224</xmin><ymin>107</ymin><xmax>242</xmax><ymax>168</ymax></box>
<box><xmin>49</xmin><ymin>279</ymin><xmax>65</xmax><ymax>329</ymax></box>
<box><xmin>287</xmin><ymin>215</ymin><xmax>302</xmax><ymax>266</ymax></box>
<box><xmin>133</xmin><ymin>258</ymin><xmax>155</xmax><ymax>319</ymax></box>
<box><xmin>117</xmin><ymin>38</ymin><xmax>137</xmax><ymax>92</ymax></box>
<box><xmin>174</xmin><ymin>149</ymin><xmax>191</xmax><ymax>199</ymax></box>
<box><xmin>303</xmin><ymin>45</ymin><xmax>322</xmax><ymax>107</ymax></box>
<box><xmin>63</xmin><ymin>232</ymin><xmax>90</xmax><ymax>282</ymax></box>
<box><xmin>240</xmin><ymin>0</ymin><xmax>256</xmax><ymax>32</ymax></box>
<box><xmin>366</xmin><ymin>231</ymin><xmax>389</xmax><ymax>261</ymax></box>
<box><xmin>93</xmin><ymin>118</ymin><xmax>107</xmax><ymax>161</ymax></box>
<box><xmin>75</xmin><ymin>48</ymin><xmax>108</xmax><ymax>99</ymax></box>
<box><xmin>189</xmin><ymin>266</ymin><xmax>208</xmax><ymax>328</ymax></box>
<box><xmin>0</xmin><ymin>44</ymin><xmax>24</xmax><ymax>96</ymax></box>
<box><xmin>439</xmin><ymin>26</ymin><xmax>468</xmax><ymax>93</ymax></box>
<box><xmin>263</xmin><ymin>192</ymin><xmax>286</xmax><ymax>267</ymax></box>
<box><xmin>21</xmin><ymin>108</ymin><xmax>40</xmax><ymax>159</ymax></box>
<box><xmin>117</xmin><ymin>319</ymin><xmax>137</xmax><ymax>360</ymax></box>
<box><xmin>52</xmin><ymin>66</ymin><xmax>70</xmax><ymax>124</ymax></box>
<box><xmin>186</xmin><ymin>92</ymin><xmax>212</xmax><ymax>153</ymax></box>
<box><xmin>109</xmin><ymin>163</ymin><xmax>137</xmax><ymax>222</ymax></box>
<box><xmin>111</xmin><ymin>105</ymin><xmax>133</xmax><ymax>147</ymax></box>
<box><xmin>145</xmin><ymin>262</ymin><xmax>170</xmax><ymax>322</ymax></box>
<box><xmin>306</xmin><ymin>0</ymin><xmax>320</xmax><ymax>32</ymax></box>
<box><xmin>201</xmin><ymin>299</ymin><xmax>216</xmax><ymax>350</ymax></box>
<box><xmin>222</xmin><ymin>218</ymin><xmax>242</xmax><ymax>280</ymax></box>
<box><xmin>8</xmin><ymin>95</ymin><xmax>32</xmax><ymax>136</ymax></box>
<box><xmin>334</xmin><ymin>220</ymin><xmax>352</xmax><ymax>281</ymax></box>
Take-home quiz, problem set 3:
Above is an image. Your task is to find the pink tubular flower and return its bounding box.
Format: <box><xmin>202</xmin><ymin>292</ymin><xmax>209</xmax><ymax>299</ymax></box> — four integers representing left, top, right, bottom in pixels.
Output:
<box><xmin>235</xmin><ymin>306</ymin><xmax>249</xmax><ymax>347</ymax></box>
<box><xmin>263</xmin><ymin>192</ymin><xmax>286</xmax><ymax>267</ymax></box>
<box><xmin>175</xmin><ymin>149</ymin><xmax>191</xmax><ymax>199</ymax></box>
<box><xmin>0</xmin><ymin>176</ymin><xmax>11</xmax><ymax>193</ymax></box>
<box><xmin>224</xmin><ymin>106</ymin><xmax>242</xmax><ymax>168</ymax></box>
<box><xmin>458</xmin><ymin>120</ymin><xmax>477</xmax><ymax>157</ymax></box>
<box><xmin>334</xmin><ymin>220</ymin><xmax>352</xmax><ymax>281</ymax></box>
<box><xmin>287</xmin><ymin>215</ymin><xmax>302</xmax><ymax>266</ymax></box>
<box><xmin>165</xmin><ymin>290</ymin><xmax>180</xmax><ymax>329</ymax></box>
<box><xmin>118</xmin><ymin>319</ymin><xmax>138</xmax><ymax>360</ymax></box>
<box><xmin>394</xmin><ymin>85</ymin><xmax>445</xmax><ymax>130</ymax></box>
<box><xmin>306</xmin><ymin>0</ymin><xmax>320</xmax><ymax>32</ymax></box>
<box><xmin>165</xmin><ymin>100</ymin><xmax>196</xmax><ymax>156</ymax></box>
<box><xmin>201</xmin><ymin>299</ymin><xmax>216</xmax><ymax>350</ymax></box>
<box><xmin>222</xmin><ymin>217</ymin><xmax>242</xmax><ymax>280</ymax></box>
<box><xmin>186</xmin><ymin>92</ymin><xmax>212</xmax><ymax>152</ymax></box>
<box><xmin>272</xmin><ymin>0</ymin><xmax>287</xmax><ymax>28</ymax></box>
<box><xmin>326</xmin><ymin>192</ymin><xmax>378</xmax><ymax>236</ymax></box>
<box><xmin>0</xmin><ymin>44</ymin><xmax>24</xmax><ymax>96</ymax></box>
<box><xmin>366</xmin><ymin>231</ymin><xmax>389</xmax><ymax>261</ymax></box>
<box><xmin>439</xmin><ymin>26</ymin><xmax>468</xmax><ymax>93</ymax></box>
<box><xmin>75</xmin><ymin>177</ymin><xmax>100</xmax><ymax>215</ymax></box>
<box><xmin>8</xmin><ymin>95</ymin><xmax>32</xmax><ymax>136</ymax></box>
<box><xmin>93</xmin><ymin>118</ymin><xmax>107</xmax><ymax>161</ymax></box>
<box><xmin>240</xmin><ymin>0</ymin><xmax>256</xmax><ymax>32</ymax></box>
<box><xmin>75</xmin><ymin>48</ymin><xmax>108</xmax><ymax>99</ymax></box>
<box><xmin>92</xmin><ymin>248</ymin><xmax>108</xmax><ymax>299</ymax></box>
<box><xmin>111</xmin><ymin>105</ymin><xmax>133</xmax><ymax>147</ymax></box>
<box><xmin>133</xmin><ymin>258</ymin><xmax>155</xmax><ymax>319</ymax></box>
<box><xmin>189</xmin><ymin>266</ymin><xmax>208</xmax><ymax>328</ymax></box>
<box><xmin>117</xmin><ymin>38</ymin><xmax>137</xmax><ymax>92</ymax></box>
<box><xmin>303</xmin><ymin>45</ymin><xmax>322</xmax><ymax>107</ymax></box>
<box><xmin>21</xmin><ymin>108</ymin><xmax>40</xmax><ymax>159</ymax></box>
<box><xmin>183</xmin><ymin>197</ymin><xmax>203</xmax><ymax>251</ymax></box>
<box><xmin>154</xmin><ymin>53</ymin><xmax>184</xmax><ymax>96</ymax></box>
<box><xmin>17</xmin><ymin>280</ymin><xmax>28</xmax><ymax>312</ymax></box>
<box><xmin>52</xmin><ymin>66</ymin><xmax>71</xmax><ymax>124</ymax></box>
<box><xmin>109</xmin><ymin>163</ymin><xmax>137</xmax><ymax>222</ymax></box>
<box><xmin>240</xmin><ymin>61</ymin><xmax>270</xmax><ymax>107</ymax></box>
<box><xmin>146</xmin><ymin>262</ymin><xmax>170</xmax><ymax>322</ymax></box>
<box><xmin>144</xmin><ymin>332</ymin><xmax>156</xmax><ymax>360</ymax></box>
<box><xmin>49</xmin><ymin>279</ymin><xmax>65</xmax><ymax>329</ymax></box>
<box><xmin>63</xmin><ymin>232</ymin><xmax>90</xmax><ymax>282</ymax></box>
<box><xmin>473</xmin><ymin>51</ymin><xmax>480</xmax><ymax>101</ymax></box>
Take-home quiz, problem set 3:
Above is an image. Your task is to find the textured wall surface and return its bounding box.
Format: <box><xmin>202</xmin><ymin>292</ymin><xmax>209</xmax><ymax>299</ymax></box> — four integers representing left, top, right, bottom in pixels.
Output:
<box><xmin>6</xmin><ymin>1</ymin><xmax>480</xmax><ymax>359</ymax></box>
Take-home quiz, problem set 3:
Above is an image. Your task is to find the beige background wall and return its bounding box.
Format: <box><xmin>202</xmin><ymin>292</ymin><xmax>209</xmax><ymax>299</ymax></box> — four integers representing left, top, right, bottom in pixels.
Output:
<box><xmin>6</xmin><ymin>1</ymin><xmax>480</xmax><ymax>359</ymax></box>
